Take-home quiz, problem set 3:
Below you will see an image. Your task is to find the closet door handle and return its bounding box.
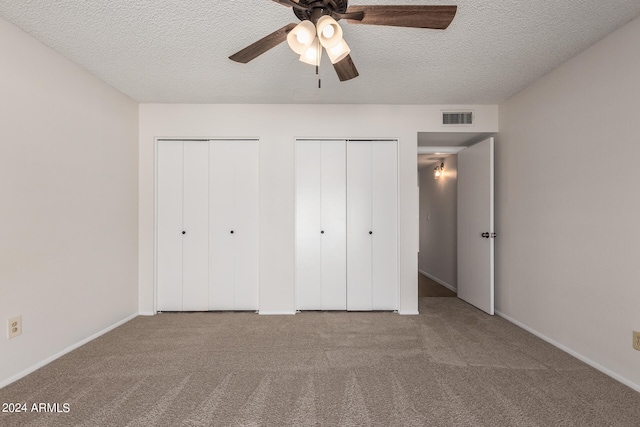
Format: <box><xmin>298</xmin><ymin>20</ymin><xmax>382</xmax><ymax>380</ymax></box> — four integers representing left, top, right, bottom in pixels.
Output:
<box><xmin>369</xmin><ymin>231</ymin><xmax>373</xmax><ymax>235</ymax></box>
<box><xmin>182</xmin><ymin>231</ymin><xmax>186</xmax><ymax>235</ymax></box>
<box><xmin>321</xmin><ymin>230</ymin><xmax>324</xmax><ymax>234</ymax></box>
<box><xmin>230</xmin><ymin>230</ymin><xmax>234</xmax><ymax>234</ymax></box>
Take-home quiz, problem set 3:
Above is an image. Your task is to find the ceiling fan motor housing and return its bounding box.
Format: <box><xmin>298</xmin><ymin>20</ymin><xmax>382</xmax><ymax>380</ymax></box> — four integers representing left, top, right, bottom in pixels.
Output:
<box><xmin>294</xmin><ymin>0</ymin><xmax>349</xmax><ymax>22</ymax></box>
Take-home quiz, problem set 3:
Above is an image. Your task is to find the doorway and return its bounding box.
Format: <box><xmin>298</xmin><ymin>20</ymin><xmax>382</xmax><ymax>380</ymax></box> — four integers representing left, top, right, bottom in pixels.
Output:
<box><xmin>417</xmin><ymin>132</ymin><xmax>494</xmax><ymax>302</ymax></box>
<box><xmin>418</xmin><ymin>151</ymin><xmax>459</xmax><ymax>298</ymax></box>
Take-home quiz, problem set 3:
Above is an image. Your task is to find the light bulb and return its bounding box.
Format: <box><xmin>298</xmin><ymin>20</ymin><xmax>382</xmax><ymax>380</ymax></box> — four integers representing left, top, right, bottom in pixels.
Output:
<box><xmin>287</xmin><ymin>21</ymin><xmax>316</xmax><ymax>55</ymax></box>
<box><xmin>297</xmin><ymin>32</ymin><xmax>310</xmax><ymax>45</ymax></box>
<box><xmin>316</xmin><ymin>15</ymin><xmax>343</xmax><ymax>48</ymax></box>
<box><xmin>304</xmin><ymin>44</ymin><xmax>318</xmax><ymax>61</ymax></box>
<box><xmin>299</xmin><ymin>38</ymin><xmax>321</xmax><ymax>66</ymax></box>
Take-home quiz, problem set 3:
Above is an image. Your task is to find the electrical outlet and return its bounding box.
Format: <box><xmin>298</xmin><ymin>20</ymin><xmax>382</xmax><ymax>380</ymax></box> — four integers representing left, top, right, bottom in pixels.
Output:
<box><xmin>634</xmin><ymin>331</ymin><xmax>640</xmax><ymax>351</ymax></box>
<box><xmin>8</xmin><ymin>315</ymin><xmax>21</xmax><ymax>339</ymax></box>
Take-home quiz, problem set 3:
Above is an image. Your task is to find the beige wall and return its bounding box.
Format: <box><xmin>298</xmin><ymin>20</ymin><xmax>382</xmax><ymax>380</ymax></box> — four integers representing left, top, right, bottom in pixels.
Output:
<box><xmin>497</xmin><ymin>16</ymin><xmax>640</xmax><ymax>390</ymax></box>
<box><xmin>0</xmin><ymin>18</ymin><xmax>139</xmax><ymax>386</ymax></box>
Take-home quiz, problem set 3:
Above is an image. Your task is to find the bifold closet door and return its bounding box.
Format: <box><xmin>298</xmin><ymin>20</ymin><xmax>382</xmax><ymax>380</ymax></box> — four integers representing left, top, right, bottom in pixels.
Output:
<box><xmin>371</xmin><ymin>141</ymin><xmax>398</xmax><ymax>310</ymax></box>
<box><xmin>157</xmin><ymin>141</ymin><xmax>209</xmax><ymax>311</ymax></box>
<box><xmin>295</xmin><ymin>140</ymin><xmax>346</xmax><ymax>310</ymax></box>
<box><xmin>209</xmin><ymin>140</ymin><xmax>259</xmax><ymax>311</ymax></box>
<box><xmin>346</xmin><ymin>140</ymin><xmax>398</xmax><ymax>311</ymax></box>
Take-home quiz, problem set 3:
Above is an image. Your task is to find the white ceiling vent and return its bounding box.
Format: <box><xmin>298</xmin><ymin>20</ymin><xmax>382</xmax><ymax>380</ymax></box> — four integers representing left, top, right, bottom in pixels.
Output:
<box><xmin>442</xmin><ymin>111</ymin><xmax>473</xmax><ymax>126</ymax></box>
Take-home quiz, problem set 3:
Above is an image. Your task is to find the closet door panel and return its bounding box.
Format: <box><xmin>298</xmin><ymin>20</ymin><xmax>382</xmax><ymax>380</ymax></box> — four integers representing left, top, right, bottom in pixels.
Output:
<box><xmin>296</xmin><ymin>141</ymin><xmax>322</xmax><ymax>310</ymax></box>
<box><xmin>182</xmin><ymin>142</ymin><xmax>210</xmax><ymax>311</ymax></box>
<box><xmin>157</xmin><ymin>141</ymin><xmax>184</xmax><ymax>311</ymax></box>
<box><xmin>233</xmin><ymin>140</ymin><xmax>259</xmax><ymax>310</ymax></box>
<box><xmin>321</xmin><ymin>140</ymin><xmax>347</xmax><ymax>310</ymax></box>
<box><xmin>346</xmin><ymin>141</ymin><xmax>373</xmax><ymax>311</ymax></box>
<box><xmin>209</xmin><ymin>142</ymin><xmax>236</xmax><ymax>310</ymax></box>
<box><xmin>371</xmin><ymin>141</ymin><xmax>398</xmax><ymax>310</ymax></box>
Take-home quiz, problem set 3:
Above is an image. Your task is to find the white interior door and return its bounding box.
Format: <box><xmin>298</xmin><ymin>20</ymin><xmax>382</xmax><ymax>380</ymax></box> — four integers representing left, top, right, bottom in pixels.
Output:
<box><xmin>209</xmin><ymin>141</ymin><xmax>239</xmax><ymax>310</ymax></box>
<box><xmin>157</xmin><ymin>141</ymin><xmax>183</xmax><ymax>311</ymax></box>
<box><xmin>232</xmin><ymin>140</ymin><xmax>259</xmax><ymax>310</ymax></box>
<box><xmin>182</xmin><ymin>142</ymin><xmax>210</xmax><ymax>310</ymax></box>
<box><xmin>457</xmin><ymin>137</ymin><xmax>495</xmax><ymax>315</ymax></box>
<box><xmin>296</xmin><ymin>141</ymin><xmax>323</xmax><ymax>310</ymax></box>
<box><xmin>209</xmin><ymin>140</ymin><xmax>259</xmax><ymax>311</ymax></box>
<box><xmin>371</xmin><ymin>141</ymin><xmax>398</xmax><ymax>310</ymax></box>
<box><xmin>347</xmin><ymin>141</ymin><xmax>373</xmax><ymax>311</ymax></box>
<box><xmin>295</xmin><ymin>140</ymin><xmax>346</xmax><ymax>310</ymax></box>
<box><xmin>320</xmin><ymin>140</ymin><xmax>346</xmax><ymax>310</ymax></box>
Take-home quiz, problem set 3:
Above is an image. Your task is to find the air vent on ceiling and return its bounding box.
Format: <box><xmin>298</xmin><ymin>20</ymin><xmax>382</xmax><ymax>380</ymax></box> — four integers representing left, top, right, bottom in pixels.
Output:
<box><xmin>442</xmin><ymin>111</ymin><xmax>473</xmax><ymax>126</ymax></box>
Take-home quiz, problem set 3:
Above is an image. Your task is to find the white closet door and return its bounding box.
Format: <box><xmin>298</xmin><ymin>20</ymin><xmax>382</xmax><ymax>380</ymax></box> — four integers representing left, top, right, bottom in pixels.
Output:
<box><xmin>209</xmin><ymin>141</ymin><xmax>236</xmax><ymax>310</ymax></box>
<box><xmin>296</xmin><ymin>140</ymin><xmax>346</xmax><ymax>310</ymax></box>
<box><xmin>371</xmin><ymin>141</ymin><xmax>398</xmax><ymax>310</ymax></box>
<box><xmin>182</xmin><ymin>142</ymin><xmax>210</xmax><ymax>310</ymax></box>
<box><xmin>209</xmin><ymin>140</ymin><xmax>259</xmax><ymax>311</ymax></box>
<box><xmin>346</xmin><ymin>141</ymin><xmax>374</xmax><ymax>311</ymax></box>
<box><xmin>157</xmin><ymin>141</ymin><xmax>184</xmax><ymax>311</ymax></box>
<box><xmin>296</xmin><ymin>141</ymin><xmax>323</xmax><ymax>310</ymax></box>
<box><xmin>232</xmin><ymin>140</ymin><xmax>259</xmax><ymax>310</ymax></box>
<box><xmin>320</xmin><ymin>141</ymin><xmax>347</xmax><ymax>310</ymax></box>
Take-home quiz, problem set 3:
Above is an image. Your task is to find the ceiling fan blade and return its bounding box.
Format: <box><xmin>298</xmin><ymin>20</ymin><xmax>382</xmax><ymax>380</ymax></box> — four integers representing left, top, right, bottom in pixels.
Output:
<box><xmin>333</xmin><ymin>54</ymin><xmax>359</xmax><ymax>82</ymax></box>
<box><xmin>229</xmin><ymin>23</ymin><xmax>297</xmax><ymax>63</ymax></box>
<box><xmin>346</xmin><ymin>5</ymin><xmax>457</xmax><ymax>29</ymax></box>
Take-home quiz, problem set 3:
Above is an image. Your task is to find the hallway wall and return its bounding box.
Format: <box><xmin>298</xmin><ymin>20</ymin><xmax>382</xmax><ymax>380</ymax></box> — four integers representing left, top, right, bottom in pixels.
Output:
<box><xmin>418</xmin><ymin>155</ymin><xmax>457</xmax><ymax>290</ymax></box>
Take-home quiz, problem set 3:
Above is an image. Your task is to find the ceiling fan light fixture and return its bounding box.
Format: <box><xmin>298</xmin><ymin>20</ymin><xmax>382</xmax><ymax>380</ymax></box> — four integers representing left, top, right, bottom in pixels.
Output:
<box><xmin>327</xmin><ymin>39</ymin><xmax>350</xmax><ymax>64</ymax></box>
<box><xmin>287</xmin><ymin>20</ymin><xmax>316</xmax><ymax>54</ymax></box>
<box><xmin>316</xmin><ymin>15</ymin><xmax>343</xmax><ymax>48</ymax></box>
<box><xmin>299</xmin><ymin>37</ymin><xmax>322</xmax><ymax>66</ymax></box>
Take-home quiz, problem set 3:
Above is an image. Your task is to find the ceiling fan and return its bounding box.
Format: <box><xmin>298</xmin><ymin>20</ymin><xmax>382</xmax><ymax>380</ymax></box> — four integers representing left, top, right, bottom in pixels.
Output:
<box><xmin>229</xmin><ymin>1</ymin><xmax>457</xmax><ymax>82</ymax></box>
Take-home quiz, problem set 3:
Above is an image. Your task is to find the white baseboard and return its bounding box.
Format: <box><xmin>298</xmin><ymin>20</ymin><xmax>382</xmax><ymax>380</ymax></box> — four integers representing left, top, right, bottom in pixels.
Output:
<box><xmin>495</xmin><ymin>310</ymin><xmax>640</xmax><ymax>394</ymax></box>
<box><xmin>419</xmin><ymin>270</ymin><xmax>457</xmax><ymax>293</ymax></box>
<box><xmin>399</xmin><ymin>310</ymin><xmax>420</xmax><ymax>315</ymax></box>
<box><xmin>0</xmin><ymin>312</ymin><xmax>138</xmax><ymax>389</ymax></box>
<box><xmin>258</xmin><ymin>311</ymin><xmax>296</xmax><ymax>315</ymax></box>
<box><xmin>138</xmin><ymin>311</ymin><xmax>156</xmax><ymax>316</ymax></box>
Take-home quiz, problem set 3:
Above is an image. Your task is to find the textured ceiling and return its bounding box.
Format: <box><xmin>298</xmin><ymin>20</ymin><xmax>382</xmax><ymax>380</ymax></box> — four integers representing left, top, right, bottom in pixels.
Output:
<box><xmin>1</xmin><ymin>0</ymin><xmax>639</xmax><ymax>104</ymax></box>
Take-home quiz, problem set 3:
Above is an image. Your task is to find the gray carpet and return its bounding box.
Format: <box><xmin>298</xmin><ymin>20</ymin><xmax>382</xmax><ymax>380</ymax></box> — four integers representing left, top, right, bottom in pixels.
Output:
<box><xmin>1</xmin><ymin>298</ymin><xmax>639</xmax><ymax>426</ymax></box>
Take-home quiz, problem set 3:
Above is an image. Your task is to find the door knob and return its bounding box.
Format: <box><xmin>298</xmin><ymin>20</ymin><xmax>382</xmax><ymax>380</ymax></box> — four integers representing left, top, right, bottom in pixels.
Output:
<box><xmin>182</xmin><ymin>231</ymin><xmax>186</xmax><ymax>235</ymax></box>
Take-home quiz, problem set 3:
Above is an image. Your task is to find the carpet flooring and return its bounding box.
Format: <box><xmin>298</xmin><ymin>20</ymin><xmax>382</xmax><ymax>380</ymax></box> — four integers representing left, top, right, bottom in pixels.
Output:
<box><xmin>1</xmin><ymin>298</ymin><xmax>639</xmax><ymax>426</ymax></box>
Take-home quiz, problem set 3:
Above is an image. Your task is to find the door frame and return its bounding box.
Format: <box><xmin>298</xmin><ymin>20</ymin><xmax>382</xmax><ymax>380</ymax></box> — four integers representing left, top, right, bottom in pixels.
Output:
<box><xmin>417</xmin><ymin>136</ymin><xmax>495</xmax><ymax>314</ymax></box>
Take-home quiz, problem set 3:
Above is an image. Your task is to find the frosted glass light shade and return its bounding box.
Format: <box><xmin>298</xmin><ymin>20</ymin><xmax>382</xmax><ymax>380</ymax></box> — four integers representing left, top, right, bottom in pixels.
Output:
<box><xmin>316</xmin><ymin>15</ymin><xmax>343</xmax><ymax>48</ymax></box>
<box><xmin>299</xmin><ymin>38</ymin><xmax>322</xmax><ymax>66</ymax></box>
<box><xmin>327</xmin><ymin>39</ymin><xmax>350</xmax><ymax>64</ymax></box>
<box><xmin>287</xmin><ymin>21</ymin><xmax>316</xmax><ymax>55</ymax></box>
